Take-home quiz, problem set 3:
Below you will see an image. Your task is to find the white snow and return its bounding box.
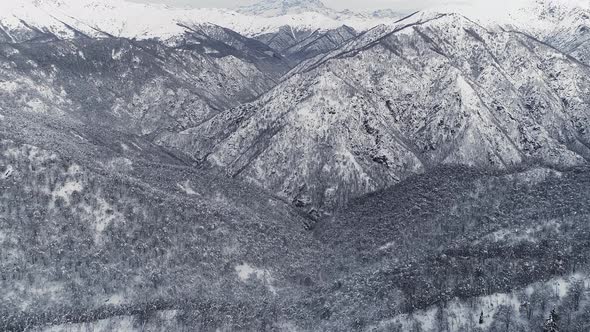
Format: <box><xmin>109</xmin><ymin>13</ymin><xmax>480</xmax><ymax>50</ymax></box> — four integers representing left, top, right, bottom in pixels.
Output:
<box><xmin>373</xmin><ymin>273</ymin><xmax>589</xmax><ymax>331</ymax></box>
<box><xmin>26</xmin><ymin>99</ymin><xmax>48</xmax><ymax>114</ymax></box>
<box><xmin>203</xmin><ymin>47</ymin><xmax>219</xmax><ymax>55</ymax></box>
<box><xmin>0</xmin><ymin>0</ymin><xmax>396</xmax><ymax>40</ymax></box>
<box><xmin>111</xmin><ymin>48</ymin><xmax>124</xmax><ymax>60</ymax></box>
<box><xmin>106</xmin><ymin>157</ymin><xmax>134</xmax><ymax>172</ymax></box>
<box><xmin>0</xmin><ymin>81</ymin><xmax>20</xmax><ymax>94</ymax></box>
<box><xmin>53</xmin><ymin>181</ymin><xmax>83</xmax><ymax>204</ymax></box>
<box><xmin>235</xmin><ymin>263</ymin><xmax>276</xmax><ymax>293</ymax></box>
<box><xmin>378</xmin><ymin>241</ymin><xmax>395</xmax><ymax>251</ymax></box>
<box><xmin>177</xmin><ymin>180</ymin><xmax>198</xmax><ymax>196</ymax></box>
<box><xmin>41</xmin><ymin>316</ymin><xmax>136</xmax><ymax>332</ymax></box>
<box><xmin>104</xmin><ymin>294</ymin><xmax>124</xmax><ymax>305</ymax></box>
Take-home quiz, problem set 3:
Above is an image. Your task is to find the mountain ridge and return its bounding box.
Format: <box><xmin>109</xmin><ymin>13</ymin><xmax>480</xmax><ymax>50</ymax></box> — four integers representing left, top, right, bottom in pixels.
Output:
<box><xmin>159</xmin><ymin>11</ymin><xmax>590</xmax><ymax>214</ymax></box>
<box><xmin>2</xmin><ymin>0</ymin><xmax>590</xmax><ymax>331</ymax></box>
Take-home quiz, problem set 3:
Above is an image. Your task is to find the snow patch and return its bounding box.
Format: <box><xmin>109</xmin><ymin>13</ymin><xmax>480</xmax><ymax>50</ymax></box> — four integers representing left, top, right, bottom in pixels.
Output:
<box><xmin>78</xmin><ymin>196</ymin><xmax>125</xmax><ymax>242</ymax></box>
<box><xmin>111</xmin><ymin>48</ymin><xmax>124</xmax><ymax>60</ymax></box>
<box><xmin>26</xmin><ymin>99</ymin><xmax>48</xmax><ymax>113</ymax></box>
<box><xmin>373</xmin><ymin>273</ymin><xmax>588</xmax><ymax>331</ymax></box>
<box><xmin>483</xmin><ymin>219</ymin><xmax>562</xmax><ymax>244</ymax></box>
<box><xmin>378</xmin><ymin>241</ymin><xmax>395</xmax><ymax>251</ymax></box>
<box><xmin>104</xmin><ymin>294</ymin><xmax>124</xmax><ymax>305</ymax></box>
<box><xmin>0</xmin><ymin>80</ymin><xmax>20</xmax><ymax>93</ymax></box>
<box><xmin>42</xmin><ymin>315</ymin><xmax>136</xmax><ymax>332</ymax></box>
<box><xmin>106</xmin><ymin>157</ymin><xmax>133</xmax><ymax>172</ymax></box>
<box><xmin>204</xmin><ymin>47</ymin><xmax>220</xmax><ymax>55</ymax></box>
<box><xmin>177</xmin><ymin>180</ymin><xmax>198</xmax><ymax>196</ymax></box>
<box><xmin>53</xmin><ymin>181</ymin><xmax>83</xmax><ymax>204</ymax></box>
<box><xmin>235</xmin><ymin>263</ymin><xmax>276</xmax><ymax>293</ymax></box>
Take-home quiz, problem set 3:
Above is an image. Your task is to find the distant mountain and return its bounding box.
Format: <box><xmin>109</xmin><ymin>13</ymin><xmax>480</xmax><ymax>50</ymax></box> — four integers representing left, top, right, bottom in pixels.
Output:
<box><xmin>509</xmin><ymin>0</ymin><xmax>590</xmax><ymax>64</ymax></box>
<box><xmin>255</xmin><ymin>25</ymin><xmax>358</xmax><ymax>62</ymax></box>
<box><xmin>0</xmin><ymin>27</ymin><xmax>290</xmax><ymax>138</ymax></box>
<box><xmin>3</xmin><ymin>0</ymin><xmax>590</xmax><ymax>331</ymax></box>
<box><xmin>238</xmin><ymin>0</ymin><xmax>402</xmax><ymax>20</ymax></box>
<box><xmin>238</xmin><ymin>0</ymin><xmax>330</xmax><ymax>17</ymax></box>
<box><xmin>0</xmin><ymin>0</ymin><xmax>398</xmax><ymax>40</ymax></box>
<box><xmin>159</xmin><ymin>12</ymin><xmax>590</xmax><ymax>214</ymax></box>
<box><xmin>255</xmin><ymin>25</ymin><xmax>318</xmax><ymax>55</ymax></box>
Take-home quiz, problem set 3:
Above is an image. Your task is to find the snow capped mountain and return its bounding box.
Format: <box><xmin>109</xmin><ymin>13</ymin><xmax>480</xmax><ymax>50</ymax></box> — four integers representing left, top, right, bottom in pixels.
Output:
<box><xmin>238</xmin><ymin>0</ymin><xmax>330</xmax><ymax>17</ymax></box>
<box><xmin>507</xmin><ymin>0</ymin><xmax>590</xmax><ymax>64</ymax></box>
<box><xmin>2</xmin><ymin>0</ymin><xmax>589</xmax><ymax>213</ymax></box>
<box><xmin>159</xmin><ymin>11</ymin><xmax>590</xmax><ymax>213</ymax></box>
<box><xmin>255</xmin><ymin>25</ymin><xmax>358</xmax><ymax>62</ymax></box>
<box><xmin>0</xmin><ymin>0</ymin><xmax>399</xmax><ymax>40</ymax></box>
<box><xmin>3</xmin><ymin>0</ymin><xmax>590</xmax><ymax>331</ymax></box>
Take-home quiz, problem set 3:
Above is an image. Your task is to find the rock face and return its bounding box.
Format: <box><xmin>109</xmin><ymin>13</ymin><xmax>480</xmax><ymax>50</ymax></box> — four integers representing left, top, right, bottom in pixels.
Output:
<box><xmin>160</xmin><ymin>12</ymin><xmax>590</xmax><ymax>213</ymax></box>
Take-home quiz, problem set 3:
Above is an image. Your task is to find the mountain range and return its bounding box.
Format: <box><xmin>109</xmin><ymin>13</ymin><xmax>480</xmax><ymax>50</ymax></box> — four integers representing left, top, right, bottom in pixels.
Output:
<box><xmin>1</xmin><ymin>0</ymin><xmax>590</xmax><ymax>331</ymax></box>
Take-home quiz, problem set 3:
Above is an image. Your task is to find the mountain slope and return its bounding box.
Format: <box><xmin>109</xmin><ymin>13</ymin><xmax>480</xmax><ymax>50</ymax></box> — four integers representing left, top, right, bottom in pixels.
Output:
<box><xmin>0</xmin><ymin>92</ymin><xmax>326</xmax><ymax>331</ymax></box>
<box><xmin>0</xmin><ymin>30</ymin><xmax>289</xmax><ymax>138</ymax></box>
<box><xmin>159</xmin><ymin>13</ymin><xmax>590</xmax><ymax>213</ymax></box>
<box><xmin>255</xmin><ymin>25</ymin><xmax>317</xmax><ymax>55</ymax></box>
<box><xmin>255</xmin><ymin>25</ymin><xmax>358</xmax><ymax>63</ymax></box>
<box><xmin>238</xmin><ymin>0</ymin><xmax>330</xmax><ymax>17</ymax></box>
<box><xmin>0</xmin><ymin>0</ymin><xmax>396</xmax><ymax>40</ymax></box>
<box><xmin>313</xmin><ymin>165</ymin><xmax>590</xmax><ymax>331</ymax></box>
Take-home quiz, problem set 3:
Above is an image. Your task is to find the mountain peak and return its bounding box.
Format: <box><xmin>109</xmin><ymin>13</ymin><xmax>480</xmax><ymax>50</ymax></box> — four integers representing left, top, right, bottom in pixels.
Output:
<box><xmin>238</xmin><ymin>0</ymin><xmax>329</xmax><ymax>17</ymax></box>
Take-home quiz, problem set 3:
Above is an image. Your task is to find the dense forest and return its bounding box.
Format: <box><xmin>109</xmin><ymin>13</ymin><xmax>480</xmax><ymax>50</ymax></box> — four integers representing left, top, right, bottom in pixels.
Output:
<box><xmin>2</xmin><ymin>129</ymin><xmax>590</xmax><ymax>330</ymax></box>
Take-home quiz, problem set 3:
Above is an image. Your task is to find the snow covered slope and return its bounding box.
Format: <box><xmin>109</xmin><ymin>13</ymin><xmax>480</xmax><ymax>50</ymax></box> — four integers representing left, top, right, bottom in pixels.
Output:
<box><xmin>159</xmin><ymin>12</ymin><xmax>590</xmax><ymax>213</ymax></box>
<box><xmin>255</xmin><ymin>25</ymin><xmax>358</xmax><ymax>62</ymax></box>
<box><xmin>508</xmin><ymin>0</ymin><xmax>590</xmax><ymax>64</ymax></box>
<box><xmin>0</xmin><ymin>0</ymin><xmax>398</xmax><ymax>40</ymax></box>
<box><xmin>0</xmin><ymin>29</ymin><xmax>290</xmax><ymax>138</ymax></box>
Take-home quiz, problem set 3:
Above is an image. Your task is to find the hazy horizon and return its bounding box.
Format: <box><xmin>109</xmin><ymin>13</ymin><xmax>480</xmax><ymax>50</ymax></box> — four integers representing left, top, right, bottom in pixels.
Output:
<box><xmin>125</xmin><ymin>0</ymin><xmax>504</xmax><ymax>12</ymax></box>
<box><xmin>124</xmin><ymin>0</ymin><xmax>578</xmax><ymax>19</ymax></box>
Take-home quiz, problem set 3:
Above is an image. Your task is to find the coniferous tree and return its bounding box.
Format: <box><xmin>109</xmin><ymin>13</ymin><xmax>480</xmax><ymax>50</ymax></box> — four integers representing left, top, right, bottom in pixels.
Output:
<box><xmin>543</xmin><ymin>309</ymin><xmax>560</xmax><ymax>332</ymax></box>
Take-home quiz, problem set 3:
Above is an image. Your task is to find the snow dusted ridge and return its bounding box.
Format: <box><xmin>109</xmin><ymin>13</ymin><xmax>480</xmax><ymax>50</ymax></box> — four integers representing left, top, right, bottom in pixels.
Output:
<box><xmin>0</xmin><ymin>0</ymin><xmax>398</xmax><ymax>40</ymax></box>
<box><xmin>0</xmin><ymin>0</ymin><xmax>588</xmax><ymax>41</ymax></box>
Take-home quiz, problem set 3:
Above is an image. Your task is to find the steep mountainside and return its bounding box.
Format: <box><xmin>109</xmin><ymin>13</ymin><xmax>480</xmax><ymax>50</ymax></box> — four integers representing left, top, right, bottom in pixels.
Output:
<box><xmin>0</xmin><ymin>31</ymin><xmax>289</xmax><ymax>137</ymax></box>
<box><xmin>5</xmin><ymin>156</ymin><xmax>590</xmax><ymax>331</ymax></box>
<box><xmin>0</xmin><ymin>91</ymin><xmax>325</xmax><ymax>331</ymax></box>
<box><xmin>3</xmin><ymin>0</ymin><xmax>590</xmax><ymax>331</ymax></box>
<box><xmin>238</xmin><ymin>0</ymin><xmax>331</xmax><ymax>17</ymax></box>
<box><xmin>256</xmin><ymin>25</ymin><xmax>358</xmax><ymax>63</ymax></box>
<box><xmin>255</xmin><ymin>26</ymin><xmax>317</xmax><ymax>55</ymax></box>
<box><xmin>0</xmin><ymin>0</ymin><xmax>395</xmax><ymax>39</ymax></box>
<box><xmin>159</xmin><ymin>12</ymin><xmax>590</xmax><ymax>213</ymax></box>
<box><xmin>465</xmin><ymin>0</ymin><xmax>590</xmax><ymax>67</ymax></box>
<box><xmin>313</xmin><ymin>165</ymin><xmax>590</xmax><ymax>331</ymax></box>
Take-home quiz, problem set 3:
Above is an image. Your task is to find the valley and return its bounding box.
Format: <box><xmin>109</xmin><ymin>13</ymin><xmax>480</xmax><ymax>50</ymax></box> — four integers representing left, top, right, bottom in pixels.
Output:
<box><xmin>0</xmin><ymin>0</ymin><xmax>590</xmax><ymax>331</ymax></box>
